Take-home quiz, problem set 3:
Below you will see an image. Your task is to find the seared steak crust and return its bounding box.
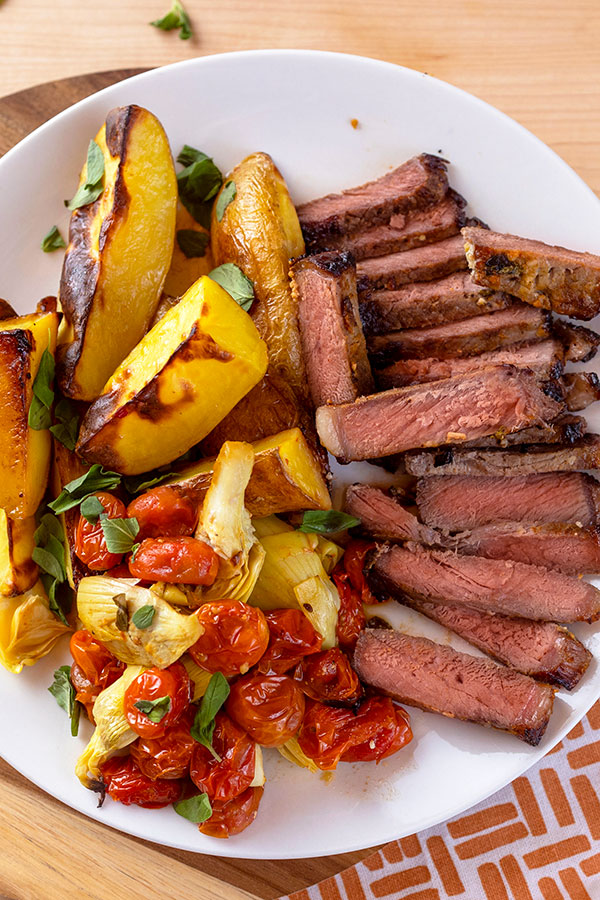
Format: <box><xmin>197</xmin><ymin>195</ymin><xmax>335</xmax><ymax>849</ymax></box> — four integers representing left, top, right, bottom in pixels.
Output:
<box><xmin>563</xmin><ymin>373</ymin><xmax>600</xmax><ymax>412</ymax></box>
<box><xmin>552</xmin><ymin>320</ymin><xmax>600</xmax><ymax>363</ymax></box>
<box><xmin>353</xmin><ymin>628</ymin><xmax>555</xmax><ymax>745</ymax></box>
<box><xmin>357</xmin><ymin>235</ymin><xmax>467</xmax><ymax>293</ymax></box>
<box><xmin>463</xmin><ymin>413</ymin><xmax>586</xmax><ymax>448</ymax></box>
<box><xmin>344</xmin><ymin>483</ymin><xmax>439</xmax><ymax>544</ymax></box>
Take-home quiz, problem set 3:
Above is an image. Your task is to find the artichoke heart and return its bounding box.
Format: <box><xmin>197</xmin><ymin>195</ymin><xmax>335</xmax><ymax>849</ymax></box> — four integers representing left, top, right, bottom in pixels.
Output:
<box><xmin>75</xmin><ymin>665</ymin><xmax>143</xmax><ymax>788</ymax></box>
<box><xmin>0</xmin><ymin>580</ymin><xmax>70</xmax><ymax>674</ymax></box>
<box><xmin>250</xmin><ymin>744</ymin><xmax>266</xmax><ymax>788</ymax></box>
<box><xmin>77</xmin><ymin>577</ymin><xmax>202</xmax><ymax>666</ymax></box>
<box><xmin>181</xmin><ymin>654</ymin><xmax>213</xmax><ymax>700</ymax></box>
<box><xmin>277</xmin><ymin>736</ymin><xmax>319</xmax><ymax>774</ymax></box>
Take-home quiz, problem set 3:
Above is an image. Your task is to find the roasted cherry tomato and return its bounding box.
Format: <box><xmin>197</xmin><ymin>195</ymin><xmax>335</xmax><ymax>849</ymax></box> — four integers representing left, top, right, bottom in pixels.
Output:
<box><xmin>69</xmin><ymin>629</ymin><xmax>125</xmax><ymax>721</ymax></box>
<box><xmin>297</xmin><ymin>701</ymin><xmax>355</xmax><ymax>770</ymax></box>
<box><xmin>74</xmin><ymin>492</ymin><xmax>128</xmax><ymax>571</ymax></box>
<box><xmin>294</xmin><ymin>648</ymin><xmax>362</xmax><ymax>704</ymax></box>
<box><xmin>200</xmin><ymin>787</ymin><xmax>264</xmax><ymax>838</ymax></box>
<box><xmin>126</xmin><ymin>486</ymin><xmax>198</xmax><ymax>540</ymax></box>
<box><xmin>341</xmin><ymin>698</ymin><xmax>412</xmax><ymax>763</ymax></box>
<box><xmin>105</xmin><ymin>562</ymin><xmax>133</xmax><ymax>579</ymax></box>
<box><xmin>130</xmin><ymin>707</ymin><xmax>196</xmax><ymax>780</ymax></box>
<box><xmin>226</xmin><ymin>673</ymin><xmax>305</xmax><ymax>747</ymax></box>
<box><xmin>100</xmin><ymin>755</ymin><xmax>183</xmax><ymax>808</ymax></box>
<box><xmin>332</xmin><ymin>572</ymin><xmax>367</xmax><ymax>651</ymax></box>
<box><xmin>128</xmin><ymin>536</ymin><xmax>219</xmax><ymax>585</ymax></box>
<box><xmin>257</xmin><ymin>608</ymin><xmax>323</xmax><ymax>675</ymax></box>
<box><xmin>343</xmin><ymin>540</ymin><xmax>377</xmax><ymax>603</ymax></box>
<box><xmin>190</xmin><ymin>711</ymin><xmax>256</xmax><ymax>804</ymax></box>
<box><xmin>189</xmin><ymin>600</ymin><xmax>269</xmax><ymax>677</ymax></box>
<box><xmin>124</xmin><ymin>662</ymin><xmax>191</xmax><ymax>739</ymax></box>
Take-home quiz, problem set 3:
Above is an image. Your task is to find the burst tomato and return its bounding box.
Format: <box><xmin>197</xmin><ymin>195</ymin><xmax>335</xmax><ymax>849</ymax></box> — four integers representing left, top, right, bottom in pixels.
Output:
<box><xmin>74</xmin><ymin>492</ymin><xmax>128</xmax><ymax>571</ymax></box>
<box><xmin>200</xmin><ymin>787</ymin><xmax>264</xmax><ymax>838</ymax></box>
<box><xmin>297</xmin><ymin>701</ymin><xmax>355</xmax><ymax>770</ymax></box>
<box><xmin>100</xmin><ymin>755</ymin><xmax>183</xmax><ymax>808</ymax></box>
<box><xmin>128</xmin><ymin>536</ymin><xmax>219</xmax><ymax>584</ymax></box>
<box><xmin>130</xmin><ymin>707</ymin><xmax>196</xmax><ymax>780</ymax></box>
<box><xmin>126</xmin><ymin>486</ymin><xmax>198</xmax><ymax>540</ymax></box>
<box><xmin>294</xmin><ymin>648</ymin><xmax>362</xmax><ymax>703</ymax></box>
<box><xmin>190</xmin><ymin>711</ymin><xmax>256</xmax><ymax>804</ymax></box>
<box><xmin>341</xmin><ymin>698</ymin><xmax>412</xmax><ymax>762</ymax></box>
<box><xmin>343</xmin><ymin>540</ymin><xmax>377</xmax><ymax>603</ymax></box>
<box><xmin>333</xmin><ymin>571</ymin><xmax>367</xmax><ymax>651</ymax></box>
<box><xmin>226</xmin><ymin>673</ymin><xmax>305</xmax><ymax>747</ymax></box>
<box><xmin>257</xmin><ymin>608</ymin><xmax>323</xmax><ymax>675</ymax></box>
<box><xmin>189</xmin><ymin>600</ymin><xmax>269</xmax><ymax>677</ymax></box>
<box><xmin>124</xmin><ymin>662</ymin><xmax>191</xmax><ymax>739</ymax></box>
<box><xmin>69</xmin><ymin>629</ymin><xmax>125</xmax><ymax>721</ymax></box>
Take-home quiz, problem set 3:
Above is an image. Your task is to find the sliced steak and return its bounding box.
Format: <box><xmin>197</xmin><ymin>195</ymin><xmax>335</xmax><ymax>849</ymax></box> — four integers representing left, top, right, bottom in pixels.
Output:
<box><xmin>563</xmin><ymin>373</ymin><xmax>600</xmax><ymax>411</ymax></box>
<box><xmin>357</xmin><ymin>235</ymin><xmax>467</xmax><ymax>293</ymax></box>
<box><xmin>417</xmin><ymin>472</ymin><xmax>600</xmax><ymax>529</ymax></box>
<box><xmin>463</xmin><ymin>225</ymin><xmax>600</xmax><ymax>320</ymax></box>
<box><xmin>315</xmin><ymin>365</ymin><xmax>562</xmax><ymax>462</ymax></box>
<box><xmin>552</xmin><ymin>320</ymin><xmax>600</xmax><ymax>363</ymax></box>
<box><xmin>449</xmin><ymin>522</ymin><xmax>600</xmax><ymax>576</ymax></box>
<box><xmin>344</xmin><ymin>483</ymin><xmax>438</xmax><ymax>544</ymax></box>
<box><xmin>359</xmin><ymin>271</ymin><xmax>516</xmax><ymax>334</ymax></box>
<box><xmin>353</xmin><ymin>628</ymin><xmax>555</xmax><ymax>745</ymax></box>
<box><xmin>400</xmin><ymin>597</ymin><xmax>591</xmax><ymax>690</ymax></box>
<box><xmin>368</xmin><ymin>305</ymin><xmax>551</xmax><ymax>365</ymax></box>
<box><xmin>291</xmin><ymin>251</ymin><xmax>374</xmax><ymax>407</ymax></box>
<box><xmin>405</xmin><ymin>434</ymin><xmax>600</xmax><ymax>477</ymax></box>
<box><xmin>463</xmin><ymin>413</ymin><xmax>586</xmax><ymax>448</ymax></box>
<box><xmin>368</xmin><ymin>542</ymin><xmax>600</xmax><ymax>622</ymax></box>
<box><xmin>298</xmin><ymin>154</ymin><xmax>448</xmax><ymax>250</ymax></box>
<box><xmin>324</xmin><ymin>190</ymin><xmax>467</xmax><ymax>260</ymax></box>
<box><xmin>377</xmin><ymin>339</ymin><xmax>564</xmax><ymax>389</ymax></box>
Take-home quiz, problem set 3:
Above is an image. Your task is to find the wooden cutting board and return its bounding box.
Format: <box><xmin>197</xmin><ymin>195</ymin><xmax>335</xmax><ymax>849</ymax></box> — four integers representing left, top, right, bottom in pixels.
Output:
<box><xmin>0</xmin><ymin>69</ymin><xmax>379</xmax><ymax>900</ymax></box>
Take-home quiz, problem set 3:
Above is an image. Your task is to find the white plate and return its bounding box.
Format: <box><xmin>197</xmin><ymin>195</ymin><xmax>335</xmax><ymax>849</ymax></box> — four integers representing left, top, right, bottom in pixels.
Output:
<box><xmin>1</xmin><ymin>50</ymin><xmax>600</xmax><ymax>860</ymax></box>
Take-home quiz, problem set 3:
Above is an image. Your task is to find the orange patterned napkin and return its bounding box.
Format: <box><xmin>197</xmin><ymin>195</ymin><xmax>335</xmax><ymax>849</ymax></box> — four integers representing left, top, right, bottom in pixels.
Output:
<box><xmin>285</xmin><ymin>700</ymin><xmax>600</xmax><ymax>900</ymax></box>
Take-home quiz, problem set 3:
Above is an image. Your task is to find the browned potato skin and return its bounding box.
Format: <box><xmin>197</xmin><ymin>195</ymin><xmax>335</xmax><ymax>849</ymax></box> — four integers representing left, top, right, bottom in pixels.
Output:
<box><xmin>0</xmin><ymin>299</ymin><xmax>17</xmax><ymax>319</ymax></box>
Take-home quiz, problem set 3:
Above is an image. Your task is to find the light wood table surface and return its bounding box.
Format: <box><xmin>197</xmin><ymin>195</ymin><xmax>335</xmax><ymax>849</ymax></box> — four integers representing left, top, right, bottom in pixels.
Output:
<box><xmin>1</xmin><ymin>2</ymin><xmax>600</xmax><ymax>898</ymax></box>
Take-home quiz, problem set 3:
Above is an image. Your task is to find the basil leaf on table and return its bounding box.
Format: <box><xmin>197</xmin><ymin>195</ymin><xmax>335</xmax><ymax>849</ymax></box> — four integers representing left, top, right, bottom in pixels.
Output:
<box><xmin>66</xmin><ymin>140</ymin><xmax>105</xmax><ymax>211</ymax></box>
<box><xmin>150</xmin><ymin>0</ymin><xmax>192</xmax><ymax>39</ymax></box>
<box><xmin>190</xmin><ymin>671</ymin><xmax>230</xmax><ymax>761</ymax></box>
<box><xmin>131</xmin><ymin>605</ymin><xmax>155</xmax><ymax>630</ymax></box>
<box><xmin>100</xmin><ymin>516</ymin><xmax>139</xmax><ymax>554</ymax></box>
<box><xmin>49</xmin><ymin>665</ymin><xmax>80</xmax><ymax>736</ymax></box>
<box><xmin>134</xmin><ymin>695</ymin><xmax>172</xmax><ymax>723</ymax></box>
<box><xmin>49</xmin><ymin>465</ymin><xmax>121</xmax><ymax>514</ymax></box>
<box><xmin>174</xmin><ymin>793</ymin><xmax>212</xmax><ymax>823</ymax></box>
<box><xmin>176</xmin><ymin>229</ymin><xmax>209</xmax><ymax>258</ymax></box>
<box><xmin>215</xmin><ymin>180</ymin><xmax>236</xmax><ymax>221</ymax></box>
<box><xmin>79</xmin><ymin>495</ymin><xmax>105</xmax><ymax>525</ymax></box>
<box><xmin>41</xmin><ymin>225</ymin><xmax>66</xmax><ymax>252</ymax></box>
<box><xmin>298</xmin><ymin>510</ymin><xmax>361</xmax><ymax>534</ymax></box>
<box><xmin>209</xmin><ymin>263</ymin><xmax>254</xmax><ymax>311</ymax></box>
<box><xmin>28</xmin><ymin>346</ymin><xmax>55</xmax><ymax>430</ymax></box>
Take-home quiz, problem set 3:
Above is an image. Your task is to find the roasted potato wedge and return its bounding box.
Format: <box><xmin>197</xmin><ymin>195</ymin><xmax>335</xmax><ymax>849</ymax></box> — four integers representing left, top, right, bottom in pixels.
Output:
<box><xmin>163</xmin><ymin>204</ymin><xmax>213</xmax><ymax>299</ymax></box>
<box><xmin>0</xmin><ymin>510</ymin><xmax>38</xmax><ymax>598</ymax></box>
<box><xmin>57</xmin><ymin>105</ymin><xmax>177</xmax><ymax>400</ymax></box>
<box><xmin>76</xmin><ymin>275</ymin><xmax>268</xmax><ymax>474</ymax></box>
<box><xmin>167</xmin><ymin>427</ymin><xmax>331</xmax><ymax>516</ymax></box>
<box><xmin>0</xmin><ymin>308</ymin><xmax>59</xmax><ymax>517</ymax></box>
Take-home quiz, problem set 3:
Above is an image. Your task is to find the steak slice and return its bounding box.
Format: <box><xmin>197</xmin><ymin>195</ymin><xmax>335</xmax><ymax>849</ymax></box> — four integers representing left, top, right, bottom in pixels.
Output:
<box><xmin>463</xmin><ymin>225</ymin><xmax>600</xmax><ymax>320</ymax></box>
<box><xmin>368</xmin><ymin>542</ymin><xmax>600</xmax><ymax>622</ymax></box>
<box><xmin>463</xmin><ymin>413</ymin><xmax>586</xmax><ymax>448</ymax></box>
<box><xmin>323</xmin><ymin>190</ymin><xmax>467</xmax><ymax>260</ymax></box>
<box><xmin>344</xmin><ymin>483</ymin><xmax>439</xmax><ymax>544</ymax></box>
<box><xmin>298</xmin><ymin>154</ymin><xmax>448</xmax><ymax>249</ymax></box>
<box><xmin>552</xmin><ymin>320</ymin><xmax>600</xmax><ymax>363</ymax></box>
<box><xmin>368</xmin><ymin>305</ymin><xmax>551</xmax><ymax>365</ymax></box>
<box><xmin>405</xmin><ymin>434</ymin><xmax>600</xmax><ymax>477</ymax></box>
<box><xmin>449</xmin><ymin>522</ymin><xmax>600</xmax><ymax>576</ymax></box>
<box><xmin>563</xmin><ymin>373</ymin><xmax>600</xmax><ymax>411</ymax></box>
<box><xmin>315</xmin><ymin>365</ymin><xmax>562</xmax><ymax>462</ymax></box>
<box><xmin>400</xmin><ymin>597</ymin><xmax>591</xmax><ymax>690</ymax></box>
<box><xmin>353</xmin><ymin>628</ymin><xmax>555</xmax><ymax>745</ymax></box>
<box><xmin>357</xmin><ymin>235</ymin><xmax>467</xmax><ymax>293</ymax></box>
<box><xmin>417</xmin><ymin>472</ymin><xmax>600</xmax><ymax>529</ymax></box>
<box><xmin>377</xmin><ymin>339</ymin><xmax>564</xmax><ymax>389</ymax></box>
<box><xmin>359</xmin><ymin>271</ymin><xmax>516</xmax><ymax>334</ymax></box>
<box><xmin>291</xmin><ymin>250</ymin><xmax>374</xmax><ymax>407</ymax></box>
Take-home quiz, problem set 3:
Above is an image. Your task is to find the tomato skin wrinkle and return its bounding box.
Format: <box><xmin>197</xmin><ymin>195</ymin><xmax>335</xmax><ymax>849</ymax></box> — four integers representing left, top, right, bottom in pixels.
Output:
<box><xmin>74</xmin><ymin>491</ymin><xmax>127</xmax><ymax>571</ymax></box>
<box><xmin>100</xmin><ymin>755</ymin><xmax>183</xmax><ymax>808</ymax></box>
<box><xmin>190</xmin><ymin>711</ymin><xmax>256</xmax><ymax>804</ymax></box>
<box><xmin>294</xmin><ymin>648</ymin><xmax>362</xmax><ymax>704</ymax></box>
<box><xmin>226</xmin><ymin>673</ymin><xmax>305</xmax><ymax>747</ymax></box>
<box><xmin>69</xmin><ymin>629</ymin><xmax>124</xmax><ymax>722</ymax></box>
<box><xmin>127</xmin><ymin>486</ymin><xmax>197</xmax><ymax>540</ymax></box>
<box><xmin>131</xmin><ymin>706</ymin><xmax>196</xmax><ymax>780</ymax></box>
<box><xmin>257</xmin><ymin>608</ymin><xmax>322</xmax><ymax>675</ymax></box>
<box><xmin>332</xmin><ymin>541</ymin><xmax>375</xmax><ymax>651</ymax></box>
<box><xmin>200</xmin><ymin>786</ymin><xmax>263</xmax><ymax>838</ymax></box>
<box><xmin>128</xmin><ymin>536</ymin><xmax>219</xmax><ymax>584</ymax></box>
<box><xmin>124</xmin><ymin>662</ymin><xmax>192</xmax><ymax>739</ymax></box>
<box><xmin>189</xmin><ymin>600</ymin><xmax>269</xmax><ymax>677</ymax></box>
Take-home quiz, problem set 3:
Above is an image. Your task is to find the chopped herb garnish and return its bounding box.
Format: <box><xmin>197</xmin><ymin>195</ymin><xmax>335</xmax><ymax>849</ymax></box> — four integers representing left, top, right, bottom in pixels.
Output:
<box><xmin>174</xmin><ymin>793</ymin><xmax>212</xmax><ymax>823</ymax></box>
<box><xmin>215</xmin><ymin>180</ymin><xmax>236</xmax><ymax>221</ymax></box>
<box><xmin>49</xmin><ymin>465</ymin><xmax>121</xmax><ymax>514</ymax></box>
<box><xmin>176</xmin><ymin>228</ymin><xmax>209</xmax><ymax>258</ymax></box>
<box><xmin>150</xmin><ymin>0</ymin><xmax>192</xmax><ymax>39</ymax></box>
<box><xmin>41</xmin><ymin>226</ymin><xmax>66</xmax><ymax>252</ymax></box>
<box><xmin>209</xmin><ymin>263</ymin><xmax>254</xmax><ymax>312</ymax></box>
<box><xmin>49</xmin><ymin>396</ymin><xmax>80</xmax><ymax>451</ymax></box>
<box><xmin>176</xmin><ymin>145</ymin><xmax>222</xmax><ymax>228</ymax></box>
<box><xmin>100</xmin><ymin>516</ymin><xmax>139</xmax><ymax>554</ymax></box>
<box><xmin>298</xmin><ymin>510</ymin><xmax>361</xmax><ymax>534</ymax></box>
<box><xmin>190</xmin><ymin>671</ymin><xmax>230</xmax><ymax>761</ymax></box>
<box><xmin>123</xmin><ymin>470</ymin><xmax>178</xmax><ymax>495</ymax></box>
<box><xmin>134</xmin><ymin>695</ymin><xmax>172</xmax><ymax>723</ymax></box>
<box><xmin>131</xmin><ymin>605</ymin><xmax>155</xmax><ymax>630</ymax></box>
<box><xmin>34</xmin><ymin>512</ymin><xmax>69</xmax><ymax>625</ymax></box>
<box><xmin>66</xmin><ymin>140</ymin><xmax>105</xmax><ymax>211</ymax></box>
<box><xmin>79</xmin><ymin>495</ymin><xmax>105</xmax><ymax>525</ymax></box>
<box><xmin>28</xmin><ymin>345</ymin><xmax>55</xmax><ymax>430</ymax></box>
<box><xmin>49</xmin><ymin>665</ymin><xmax>80</xmax><ymax>736</ymax></box>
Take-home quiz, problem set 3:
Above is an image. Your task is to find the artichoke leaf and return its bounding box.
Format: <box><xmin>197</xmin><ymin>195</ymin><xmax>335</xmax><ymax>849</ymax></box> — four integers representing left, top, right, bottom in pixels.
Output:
<box><xmin>0</xmin><ymin>581</ymin><xmax>70</xmax><ymax>674</ymax></box>
<box><xmin>195</xmin><ymin>440</ymin><xmax>255</xmax><ymax>561</ymax></box>
<box><xmin>277</xmin><ymin>736</ymin><xmax>319</xmax><ymax>774</ymax></box>
<box><xmin>181</xmin><ymin>654</ymin><xmax>213</xmax><ymax>700</ymax></box>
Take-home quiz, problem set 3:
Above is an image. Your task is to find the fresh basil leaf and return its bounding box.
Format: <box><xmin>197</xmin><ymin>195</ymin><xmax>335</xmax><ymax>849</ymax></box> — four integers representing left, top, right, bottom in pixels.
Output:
<box><xmin>28</xmin><ymin>346</ymin><xmax>55</xmax><ymax>430</ymax></box>
<box><xmin>123</xmin><ymin>470</ymin><xmax>178</xmax><ymax>495</ymax></box>
<box><xmin>66</xmin><ymin>140</ymin><xmax>105</xmax><ymax>211</ymax></box>
<box><xmin>215</xmin><ymin>180</ymin><xmax>236</xmax><ymax>221</ymax></box>
<box><xmin>190</xmin><ymin>672</ymin><xmax>230</xmax><ymax>761</ymax></box>
<box><xmin>41</xmin><ymin>225</ymin><xmax>66</xmax><ymax>253</ymax></box>
<box><xmin>176</xmin><ymin>145</ymin><xmax>208</xmax><ymax>168</ymax></box>
<box><xmin>130</xmin><ymin>542</ymin><xmax>141</xmax><ymax>561</ymax></box>
<box><xmin>42</xmin><ymin>574</ymin><xmax>69</xmax><ymax>627</ymax></box>
<box><xmin>176</xmin><ymin>229</ymin><xmax>209</xmax><ymax>258</ymax></box>
<box><xmin>33</xmin><ymin>541</ymin><xmax>65</xmax><ymax>583</ymax></box>
<box><xmin>80</xmin><ymin>495</ymin><xmax>105</xmax><ymax>525</ymax></box>
<box><xmin>49</xmin><ymin>666</ymin><xmax>80</xmax><ymax>736</ymax></box>
<box><xmin>134</xmin><ymin>695</ymin><xmax>172</xmax><ymax>723</ymax></box>
<box><xmin>150</xmin><ymin>0</ymin><xmax>192</xmax><ymax>39</ymax></box>
<box><xmin>208</xmin><ymin>263</ymin><xmax>254</xmax><ymax>312</ymax></box>
<box><xmin>131</xmin><ymin>605</ymin><xmax>155</xmax><ymax>630</ymax></box>
<box><xmin>298</xmin><ymin>510</ymin><xmax>361</xmax><ymax>534</ymax></box>
<box><xmin>176</xmin><ymin>149</ymin><xmax>222</xmax><ymax>227</ymax></box>
<box><xmin>49</xmin><ymin>465</ymin><xmax>121</xmax><ymax>514</ymax></box>
<box><xmin>174</xmin><ymin>793</ymin><xmax>212</xmax><ymax>823</ymax></box>
<box><xmin>49</xmin><ymin>396</ymin><xmax>80</xmax><ymax>451</ymax></box>
<box><xmin>100</xmin><ymin>516</ymin><xmax>139</xmax><ymax>554</ymax></box>
<box><xmin>34</xmin><ymin>511</ymin><xmax>64</xmax><ymax>545</ymax></box>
